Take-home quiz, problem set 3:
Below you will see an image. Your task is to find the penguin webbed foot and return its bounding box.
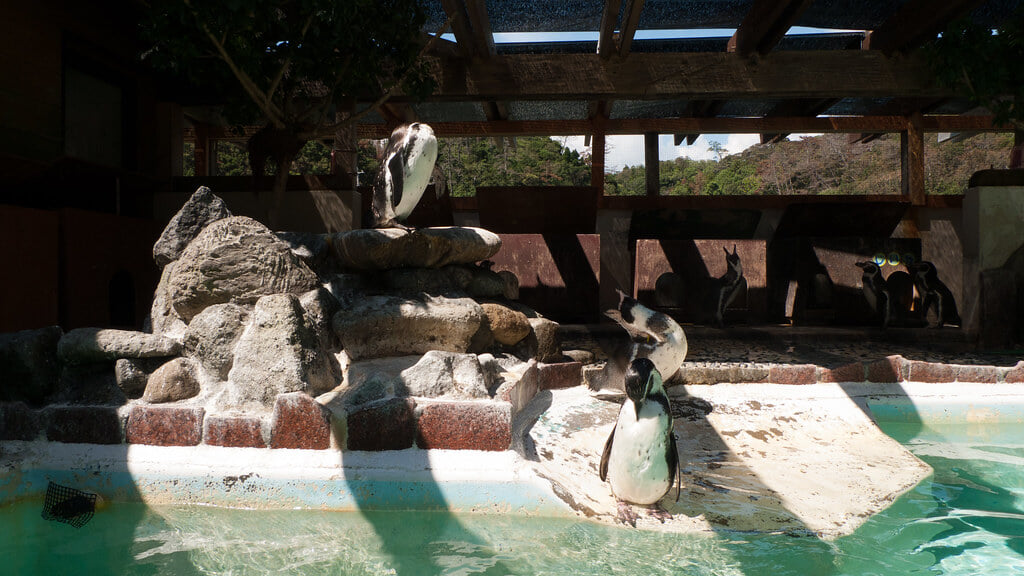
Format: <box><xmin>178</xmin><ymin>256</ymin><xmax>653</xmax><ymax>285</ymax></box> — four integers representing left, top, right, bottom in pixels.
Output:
<box><xmin>615</xmin><ymin>500</ymin><xmax>641</xmax><ymax>527</ymax></box>
<box><xmin>647</xmin><ymin>504</ymin><xmax>673</xmax><ymax>524</ymax></box>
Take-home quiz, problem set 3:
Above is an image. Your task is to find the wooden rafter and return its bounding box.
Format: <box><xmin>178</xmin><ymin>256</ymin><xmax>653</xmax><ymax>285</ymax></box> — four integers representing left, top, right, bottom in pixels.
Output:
<box><xmin>439</xmin><ymin>0</ymin><xmax>477</xmax><ymax>59</ymax></box>
<box><xmin>760</xmin><ymin>97</ymin><xmax>838</xmax><ymax>143</ymax></box>
<box><xmin>352</xmin><ymin>114</ymin><xmax>1009</xmax><ymax>139</ymax></box>
<box><xmin>863</xmin><ymin>0</ymin><xmax>984</xmax><ymax>55</ymax></box>
<box><xmin>405</xmin><ymin>51</ymin><xmax>947</xmax><ymax>103</ymax></box>
<box><xmin>849</xmin><ymin>97</ymin><xmax>948</xmax><ymax>143</ymax></box>
<box><xmin>464</xmin><ymin>0</ymin><xmax>496</xmax><ymax>59</ymax></box>
<box><xmin>617</xmin><ymin>0</ymin><xmax>645</xmax><ymax>57</ymax></box>
<box><xmin>597</xmin><ymin>0</ymin><xmax>623</xmax><ymax>59</ymax></box>
<box><xmin>728</xmin><ymin>0</ymin><xmax>816</xmax><ymax>57</ymax></box>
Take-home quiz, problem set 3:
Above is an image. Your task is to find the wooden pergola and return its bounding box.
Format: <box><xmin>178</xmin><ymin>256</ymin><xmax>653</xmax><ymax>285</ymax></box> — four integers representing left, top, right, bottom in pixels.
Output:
<box><xmin>331</xmin><ymin>0</ymin><xmax>1019</xmax><ymax>205</ymax></box>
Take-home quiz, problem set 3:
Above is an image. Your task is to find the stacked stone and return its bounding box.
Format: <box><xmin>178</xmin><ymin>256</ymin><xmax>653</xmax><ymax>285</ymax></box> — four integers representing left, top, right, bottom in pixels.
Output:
<box><xmin>0</xmin><ymin>187</ymin><xmax>564</xmax><ymax>451</ymax></box>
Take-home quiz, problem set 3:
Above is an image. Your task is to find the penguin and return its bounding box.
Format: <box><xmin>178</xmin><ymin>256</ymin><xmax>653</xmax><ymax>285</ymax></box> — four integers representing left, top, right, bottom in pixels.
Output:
<box><xmin>599</xmin><ymin>357</ymin><xmax>681</xmax><ymax>526</ymax></box>
<box><xmin>855</xmin><ymin>261</ymin><xmax>891</xmax><ymax>327</ymax></box>
<box><xmin>371</xmin><ymin>122</ymin><xmax>438</xmax><ymax>230</ymax></box>
<box><xmin>715</xmin><ymin>244</ymin><xmax>747</xmax><ymax>327</ymax></box>
<box><xmin>910</xmin><ymin>261</ymin><xmax>961</xmax><ymax>328</ymax></box>
<box><xmin>604</xmin><ymin>289</ymin><xmax>688</xmax><ymax>385</ymax></box>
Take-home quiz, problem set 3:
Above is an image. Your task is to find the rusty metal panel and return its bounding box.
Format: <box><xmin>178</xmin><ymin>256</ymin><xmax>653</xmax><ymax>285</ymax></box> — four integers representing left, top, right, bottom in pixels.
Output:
<box><xmin>634</xmin><ymin>239</ymin><xmax>767</xmax><ymax>325</ymax></box>
<box><xmin>489</xmin><ymin>234</ymin><xmax>601</xmax><ymax>323</ymax></box>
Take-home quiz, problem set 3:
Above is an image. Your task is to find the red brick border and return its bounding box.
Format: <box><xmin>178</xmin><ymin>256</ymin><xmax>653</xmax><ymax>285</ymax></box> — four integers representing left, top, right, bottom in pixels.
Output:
<box><xmin>126</xmin><ymin>405</ymin><xmax>204</xmax><ymax>446</ymax></box>
<box><xmin>45</xmin><ymin>406</ymin><xmax>122</xmax><ymax>444</ymax></box>
<box><xmin>347</xmin><ymin>397</ymin><xmax>417</xmax><ymax>451</ymax></box>
<box><xmin>416</xmin><ymin>401</ymin><xmax>512</xmax><ymax>451</ymax></box>
<box><xmin>205</xmin><ymin>415</ymin><xmax>267</xmax><ymax>448</ymax></box>
<box><xmin>269</xmin><ymin>392</ymin><xmax>331</xmax><ymax>450</ymax></box>
<box><xmin>537</xmin><ymin>361</ymin><xmax>582</xmax><ymax>390</ymax></box>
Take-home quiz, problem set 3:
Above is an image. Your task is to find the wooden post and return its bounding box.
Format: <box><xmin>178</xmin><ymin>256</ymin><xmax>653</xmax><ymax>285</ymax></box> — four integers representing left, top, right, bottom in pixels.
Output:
<box><xmin>591</xmin><ymin>131</ymin><xmax>605</xmax><ymax>197</ymax></box>
<box><xmin>900</xmin><ymin>113</ymin><xmax>925</xmax><ymax>205</ymax></box>
<box><xmin>332</xmin><ymin>113</ymin><xmax>359</xmax><ymax>189</ymax></box>
<box><xmin>194</xmin><ymin>122</ymin><xmax>210</xmax><ymax>177</ymax></box>
<box><xmin>644</xmin><ymin>132</ymin><xmax>659</xmax><ymax>196</ymax></box>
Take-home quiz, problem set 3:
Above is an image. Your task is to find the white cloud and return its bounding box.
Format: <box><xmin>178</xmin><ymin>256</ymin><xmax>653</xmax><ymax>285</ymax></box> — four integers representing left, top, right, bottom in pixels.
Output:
<box><xmin>557</xmin><ymin>133</ymin><xmax>762</xmax><ymax>172</ymax></box>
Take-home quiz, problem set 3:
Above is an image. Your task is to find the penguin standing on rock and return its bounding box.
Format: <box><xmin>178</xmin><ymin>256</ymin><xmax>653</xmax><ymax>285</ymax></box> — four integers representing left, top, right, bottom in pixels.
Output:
<box><xmin>599</xmin><ymin>357</ymin><xmax>681</xmax><ymax>526</ymax></box>
<box><xmin>371</xmin><ymin>122</ymin><xmax>438</xmax><ymax>230</ymax></box>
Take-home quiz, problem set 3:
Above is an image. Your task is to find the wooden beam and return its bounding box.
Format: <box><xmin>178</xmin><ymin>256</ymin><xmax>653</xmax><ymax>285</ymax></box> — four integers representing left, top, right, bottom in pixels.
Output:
<box><xmin>404</xmin><ymin>51</ymin><xmax>949</xmax><ymax>103</ymax></box>
<box><xmin>864</xmin><ymin>0</ymin><xmax>984</xmax><ymax>55</ymax></box>
<box><xmin>617</xmin><ymin>0</ymin><xmax>645</xmax><ymax>57</ymax></box>
<box><xmin>760</xmin><ymin>97</ymin><xmax>839</xmax><ymax>143</ymax></box>
<box><xmin>353</xmin><ymin>114</ymin><xmax>1010</xmax><ymax>139</ymax></box>
<box><xmin>439</xmin><ymin>0</ymin><xmax>477</xmax><ymax>59</ymax></box>
<box><xmin>465</xmin><ymin>0</ymin><xmax>496</xmax><ymax>58</ymax></box>
<box><xmin>597</xmin><ymin>0</ymin><xmax>623</xmax><ymax>59</ymax></box>
<box><xmin>901</xmin><ymin>113</ymin><xmax>925</xmax><ymax>205</ymax></box>
<box><xmin>645</xmin><ymin>132</ymin><xmax>659</xmax><ymax>196</ymax></box>
<box><xmin>728</xmin><ymin>0</ymin><xmax>816</xmax><ymax>56</ymax></box>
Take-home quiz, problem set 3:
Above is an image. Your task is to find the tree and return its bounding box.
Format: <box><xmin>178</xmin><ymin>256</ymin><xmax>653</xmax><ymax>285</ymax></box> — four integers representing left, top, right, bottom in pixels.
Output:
<box><xmin>927</xmin><ymin>7</ymin><xmax>1024</xmax><ymax>130</ymax></box>
<box><xmin>140</xmin><ymin>0</ymin><xmax>441</xmax><ymax>226</ymax></box>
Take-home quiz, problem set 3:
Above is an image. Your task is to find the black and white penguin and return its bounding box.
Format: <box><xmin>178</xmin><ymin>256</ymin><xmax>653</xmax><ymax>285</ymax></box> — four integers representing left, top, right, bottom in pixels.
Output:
<box><xmin>599</xmin><ymin>357</ymin><xmax>680</xmax><ymax>526</ymax></box>
<box><xmin>910</xmin><ymin>261</ymin><xmax>961</xmax><ymax>328</ymax></box>
<box><xmin>605</xmin><ymin>290</ymin><xmax>688</xmax><ymax>383</ymax></box>
<box><xmin>715</xmin><ymin>244</ymin><xmax>747</xmax><ymax>327</ymax></box>
<box><xmin>855</xmin><ymin>261</ymin><xmax>891</xmax><ymax>327</ymax></box>
<box><xmin>371</xmin><ymin>122</ymin><xmax>438</xmax><ymax>230</ymax></box>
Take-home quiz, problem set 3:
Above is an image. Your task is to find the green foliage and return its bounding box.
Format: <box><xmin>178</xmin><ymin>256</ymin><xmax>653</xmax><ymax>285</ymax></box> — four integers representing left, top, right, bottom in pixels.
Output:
<box><xmin>603</xmin><ymin>133</ymin><xmax>1013</xmax><ymax>196</ymax></box>
<box><xmin>927</xmin><ymin>8</ymin><xmax>1024</xmax><ymax>128</ymax></box>
<box><xmin>140</xmin><ymin>0</ymin><xmax>433</xmax><ymax>131</ymax></box>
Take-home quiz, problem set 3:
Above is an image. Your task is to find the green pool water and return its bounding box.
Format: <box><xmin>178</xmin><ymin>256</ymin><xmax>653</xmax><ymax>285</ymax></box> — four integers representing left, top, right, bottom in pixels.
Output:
<box><xmin>3</xmin><ymin>421</ymin><xmax>1023</xmax><ymax>575</ymax></box>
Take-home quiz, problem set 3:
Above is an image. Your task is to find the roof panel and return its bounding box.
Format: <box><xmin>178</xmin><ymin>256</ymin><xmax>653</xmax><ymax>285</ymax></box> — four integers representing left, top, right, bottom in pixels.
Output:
<box><xmin>636</xmin><ymin>0</ymin><xmax>752</xmax><ymax>30</ymax></box>
<box><xmin>413</xmin><ymin>101</ymin><xmax>489</xmax><ymax>123</ymax></box>
<box><xmin>610</xmin><ymin>100</ymin><xmax>693</xmax><ymax>120</ymax></box>
<box><xmin>507</xmin><ymin>101</ymin><xmax>589</xmax><ymax>121</ymax></box>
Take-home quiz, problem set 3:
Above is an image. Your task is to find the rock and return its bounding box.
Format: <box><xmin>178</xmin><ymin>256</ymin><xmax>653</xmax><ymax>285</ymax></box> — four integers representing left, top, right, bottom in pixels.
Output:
<box><xmin>563</xmin><ymin>349</ymin><xmax>595</xmax><ymax>364</ymax></box>
<box><xmin>0</xmin><ymin>326</ymin><xmax>62</xmax><ymax>405</ymax></box>
<box><xmin>51</xmin><ymin>364</ymin><xmax>125</xmax><ymax>406</ymax></box>
<box><xmin>58</xmin><ymin>328</ymin><xmax>181</xmax><ymax>365</ymax></box>
<box><xmin>115</xmin><ymin>357</ymin><xmax>171</xmax><ymax>399</ymax></box>
<box><xmin>183</xmin><ymin>303</ymin><xmax>250</xmax><ymax>381</ymax></box>
<box><xmin>167</xmin><ymin>216</ymin><xmax>320</xmax><ymax>322</ymax></box>
<box><xmin>480</xmin><ymin>353</ymin><xmax>533</xmax><ymax>397</ymax></box>
<box><xmin>146</xmin><ymin>262</ymin><xmax>189</xmax><ymax>341</ymax></box>
<box><xmin>276</xmin><ymin>231</ymin><xmax>330</xmax><ymax>273</ymax></box>
<box><xmin>381</xmin><ymin>267</ymin><xmax>468</xmax><ymax>296</ymax></box>
<box><xmin>467</xmin><ymin>267</ymin><xmax>507</xmax><ymax>299</ymax></box>
<box><xmin>330</xmin><ymin>226</ymin><xmax>501</xmax><ymax>271</ymax></box>
<box><xmin>153</xmin><ymin>186</ymin><xmax>232</xmax><ymax>267</ymax></box>
<box><xmin>498</xmin><ymin>270</ymin><xmax>520</xmax><ymax>300</ymax></box>
<box><xmin>333</xmin><ymin>294</ymin><xmax>484</xmax><ymax>360</ymax></box>
<box><xmin>399</xmin><ymin>351</ymin><xmax>490</xmax><ymax>399</ymax></box>
<box><xmin>299</xmin><ymin>288</ymin><xmax>342</xmax><ymax>352</ymax></box>
<box><xmin>481</xmin><ymin>303</ymin><xmax>531</xmax><ymax>346</ymax></box>
<box><xmin>514</xmin><ymin>316</ymin><xmax>562</xmax><ymax>363</ymax></box>
<box><xmin>332</xmin><ymin>351</ymin><xmax>490</xmax><ymax>408</ymax></box>
<box><xmin>142</xmin><ymin>357</ymin><xmax>201</xmax><ymax>403</ymax></box>
<box><xmin>226</xmin><ymin>294</ymin><xmax>338</xmax><ymax>408</ymax></box>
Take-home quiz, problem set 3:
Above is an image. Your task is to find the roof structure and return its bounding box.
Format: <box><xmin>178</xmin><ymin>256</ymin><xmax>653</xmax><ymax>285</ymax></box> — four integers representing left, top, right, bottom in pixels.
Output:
<box><xmin>352</xmin><ymin>0</ymin><xmax>1021</xmax><ymax>143</ymax></box>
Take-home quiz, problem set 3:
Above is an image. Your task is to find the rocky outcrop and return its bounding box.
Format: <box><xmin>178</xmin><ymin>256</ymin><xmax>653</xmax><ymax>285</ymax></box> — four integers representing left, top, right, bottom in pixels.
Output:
<box><xmin>481</xmin><ymin>303</ymin><xmax>531</xmax><ymax>346</ymax></box>
<box><xmin>142</xmin><ymin>357</ymin><xmax>201</xmax><ymax>403</ymax></box>
<box><xmin>331</xmin><ymin>227</ymin><xmax>501</xmax><ymax>270</ymax></box>
<box><xmin>57</xmin><ymin>328</ymin><xmax>180</xmax><ymax>365</ymax></box>
<box><xmin>225</xmin><ymin>294</ymin><xmax>338</xmax><ymax>408</ymax></box>
<box><xmin>333</xmin><ymin>294</ymin><xmax>484</xmax><ymax>360</ymax></box>
<box><xmin>0</xmin><ymin>326</ymin><xmax>63</xmax><ymax>405</ymax></box>
<box><xmin>183</xmin><ymin>303</ymin><xmax>250</xmax><ymax>381</ymax></box>
<box><xmin>166</xmin><ymin>216</ymin><xmax>320</xmax><ymax>322</ymax></box>
<box><xmin>153</xmin><ymin>186</ymin><xmax>232</xmax><ymax>267</ymax></box>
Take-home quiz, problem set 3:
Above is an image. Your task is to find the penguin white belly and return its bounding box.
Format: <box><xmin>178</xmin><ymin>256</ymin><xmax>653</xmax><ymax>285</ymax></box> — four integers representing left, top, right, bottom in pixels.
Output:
<box><xmin>644</xmin><ymin>330</ymin><xmax>687</xmax><ymax>382</ymax></box>
<box><xmin>393</xmin><ymin>137</ymin><xmax>437</xmax><ymax>221</ymax></box>
<box><xmin>607</xmin><ymin>400</ymin><xmax>673</xmax><ymax>505</ymax></box>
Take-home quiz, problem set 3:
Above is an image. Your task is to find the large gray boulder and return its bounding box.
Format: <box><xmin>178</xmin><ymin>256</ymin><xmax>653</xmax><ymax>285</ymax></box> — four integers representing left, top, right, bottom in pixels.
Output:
<box><xmin>333</xmin><ymin>294</ymin><xmax>484</xmax><ymax>360</ymax></box>
<box><xmin>226</xmin><ymin>294</ymin><xmax>338</xmax><ymax>408</ymax></box>
<box><xmin>335</xmin><ymin>351</ymin><xmax>490</xmax><ymax>407</ymax></box>
<box><xmin>153</xmin><ymin>186</ymin><xmax>232</xmax><ymax>267</ymax></box>
<box><xmin>183</xmin><ymin>303</ymin><xmax>250</xmax><ymax>381</ymax></box>
<box><xmin>166</xmin><ymin>216</ymin><xmax>320</xmax><ymax>322</ymax></box>
<box><xmin>57</xmin><ymin>328</ymin><xmax>181</xmax><ymax>365</ymax></box>
<box><xmin>331</xmin><ymin>227</ymin><xmax>501</xmax><ymax>271</ymax></box>
<box><xmin>0</xmin><ymin>326</ymin><xmax>63</xmax><ymax>405</ymax></box>
<box><xmin>147</xmin><ymin>263</ymin><xmax>189</xmax><ymax>340</ymax></box>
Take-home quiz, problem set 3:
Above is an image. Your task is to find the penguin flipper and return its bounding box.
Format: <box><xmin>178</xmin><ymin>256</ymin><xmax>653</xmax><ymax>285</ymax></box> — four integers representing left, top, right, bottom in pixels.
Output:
<box><xmin>388</xmin><ymin>150</ymin><xmax>405</xmax><ymax>211</ymax></box>
<box><xmin>599</xmin><ymin>427</ymin><xmax>615</xmax><ymax>482</ymax></box>
<box><xmin>668</xmin><ymin>430</ymin><xmax>681</xmax><ymax>502</ymax></box>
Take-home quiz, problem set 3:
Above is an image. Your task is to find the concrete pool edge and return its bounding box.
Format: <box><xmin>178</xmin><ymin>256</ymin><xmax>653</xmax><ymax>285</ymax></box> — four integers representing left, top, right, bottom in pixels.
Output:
<box><xmin>0</xmin><ymin>442</ymin><xmax>576</xmax><ymax>517</ymax></box>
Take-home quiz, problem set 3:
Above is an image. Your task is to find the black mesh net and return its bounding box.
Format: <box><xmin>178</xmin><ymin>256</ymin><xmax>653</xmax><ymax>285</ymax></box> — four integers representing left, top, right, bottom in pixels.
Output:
<box><xmin>41</xmin><ymin>482</ymin><xmax>97</xmax><ymax>528</ymax></box>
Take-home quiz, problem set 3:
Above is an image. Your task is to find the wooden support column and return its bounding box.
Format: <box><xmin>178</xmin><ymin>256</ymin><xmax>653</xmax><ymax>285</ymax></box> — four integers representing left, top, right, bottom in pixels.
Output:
<box><xmin>591</xmin><ymin>131</ymin><xmax>606</xmax><ymax>196</ymax></box>
<box><xmin>901</xmin><ymin>113</ymin><xmax>925</xmax><ymax>205</ymax></box>
<box><xmin>332</xmin><ymin>113</ymin><xmax>359</xmax><ymax>189</ymax></box>
<box><xmin>194</xmin><ymin>122</ymin><xmax>211</xmax><ymax>177</ymax></box>
<box><xmin>645</xmin><ymin>132</ymin><xmax>659</xmax><ymax>196</ymax></box>
<box><xmin>1011</xmin><ymin>129</ymin><xmax>1023</xmax><ymax>169</ymax></box>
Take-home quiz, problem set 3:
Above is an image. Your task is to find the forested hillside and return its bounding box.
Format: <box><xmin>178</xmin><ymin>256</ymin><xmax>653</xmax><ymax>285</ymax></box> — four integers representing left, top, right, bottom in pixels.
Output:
<box><xmin>191</xmin><ymin>131</ymin><xmax>1013</xmax><ymax>197</ymax></box>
